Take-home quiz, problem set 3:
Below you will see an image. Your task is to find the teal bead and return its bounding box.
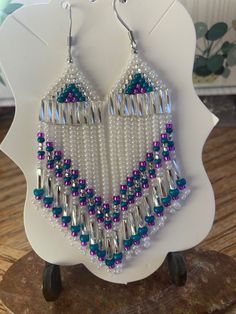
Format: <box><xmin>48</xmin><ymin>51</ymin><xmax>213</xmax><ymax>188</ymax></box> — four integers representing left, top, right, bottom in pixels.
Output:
<box><xmin>153</xmin><ymin>146</ymin><xmax>160</xmax><ymax>152</ymax></box>
<box><xmin>135</xmin><ymin>186</ymin><xmax>142</xmax><ymax>193</ymax></box>
<box><xmin>97</xmin><ymin>249</ymin><xmax>106</xmax><ymax>258</ymax></box>
<box><xmin>114</xmin><ymin>252</ymin><xmax>123</xmax><ymax>261</ymax></box>
<box><xmin>154</xmin><ymin>206</ymin><xmax>164</xmax><ymax>214</ymax></box>
<box><xmin>79</xmin><ymin>183</ymin><xmax>86</xmax><ymax>189</ymax></box>
<box><xmin>124</xmin><ymin>238</ymin><xmax>132</xmax><ymax>247</ymax></box>
<box><xmin>121</xmin><ymin>201</ymin><xmax>128</xmax><ymax>207</ymax></box>
<box><xmin>139</xmin><ymin>166</ymin><xmax>146</xmax><ymax>172</ymax></box>
<box><xmin>47</xmin><ymin>159</ymin><xmax>54</xmax><ymax>165</ymax></box>
<box><xmin>166</xmin><ymin>128</ymin><xmax>173</xmax><ymax>134</ymax></box>
<box><xmin>46</xmin><ymin>146</ymin><xmax>54</xmax><ymax>152</ymax></box>
<box><xmin>176</xmin><ymin>178</ymin><xmax>187</xmax><ymax>187</ymax></box>
<box><xmin>138</xmin><ymin>226</ymin><xmax>148</xmax><ymax>236</ymax></box>
<box><xmin>64</xmin><ymin>176</ymin><xmax>71</xmax><ymax>182</ymax></box>
<box><xmin>113</xmin><ymin>212</ymin><xmax>120</xmax><ymax>219</ymax></box>
<box><xmin>161</xmin><ymin>196</ymin><xmax>171</xmax><ymax>204</ymax></box>
<box><xmin>63</xmin><ymin>164</ymin><xmax>71</xmax><ymax>170</ymax></box>
<box><xmin>33</xmin><ymin>188</ymin><xmax>44</xmax><ymax>197</ymax></box>
<box><xmin>154</xmin><ymin>158</ymin><xmax>162</xmax><ymax>165</ymax></box>
<box><xmin>149</xmin><ymin>169</ymin><xmax>156</xmax><ymax>175</ymax></box>
<box><xmin>169</xmin><ymin>189</ymin><xmax>180</xmax><ymax>197</ymax></box>
<box><xmin>62</xmin><ymin>216</ymin><xmax>71</xmax><ymax>224</ymax></box>
<box><xmin>145</xmin><ymin>215</ymin><xmax>155</xmax><ymax>224</ymax></box>
<box><xmin>161</xmin><ymin>138</ymin><xmax>169</xmax><ymax>144</ymax></box>
<box><xmin>80</xmin><ymin>196</ymin><xmax>86</xmax><ymax>203</ymax></box>
<box><xmin>54</xmin><ymin>155</ymin><xmax>61</xmax><ymax>161</ymax></box>
<box><xmin>37</xmin><ymin>151</ymin><xmax>45</xmax><ymax>156</ymax></box>
<box><xmin>105</xmin><ymin>258</ymin><xmax>115</xmax><ymax>267</ymax></box>
<box><xmin>90</xmin><ymin>243</ymin><xmax>98</xmax><ymax>252</ymax></box>
<box><xmin>71</xmin><ymin>186</ymin><xmax>78</xmax><ymax>193</ymax></box>
<box><xmin>147</xmin><ymin>86</ymin><xmax>153</xmax><ymax>92</ymax></box>
<box><xmin>43</xmin><ymin>197</ymin><xmax>53</xmax><ymax>205</ymax></box>
<box><xmin>55</xmin><ymin>168</ymin><xmax>63</xmax><ymax>174</ymax></box>
<box><xmin>80</xmin><ymin>234</ymin><xmax>89</xmax><ymax>243</ymax></box>
<box><xmin>53</xmin><ymin>207</ymin><xmax>62</xmax><ymax>215</ymax></box>
<box><xmin>37</xmin><ymin>137</ymin><xmax>45</xmax><ymax>143</ymax></box>
<box><xmin>71</xmin><ymin>225</ymin><xmax>80</xmax><ymax>233</ymax></box>
<box><xmin>96</xmin><ymin>213</ymin><xmax>104</xmax><ymax>219</ymax></box>
<box><xmin>162</xmin><ymin>151</ymin><xmax>169</xmax><ymax>157</ymax></box>
<box><xmin>79</xmin><ymin>96</ymin><xmax>86</xmax><ymax>102</ymax></box>
<box><xmin>131</xmin><ymin>234</ymin><xmax>141</xmax><ymax>242</ymax></box>
<box><xmin>168</xmin><ymin>141</ymin><xmax>175</xmax><ymax>147</ymax></box>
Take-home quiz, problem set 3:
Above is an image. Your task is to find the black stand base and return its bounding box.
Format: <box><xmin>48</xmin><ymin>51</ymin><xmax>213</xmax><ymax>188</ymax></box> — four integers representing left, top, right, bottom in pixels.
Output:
<box><xmin>42</xmin><ymin>251</ymin><xmax>187</xmax><ymax>302</ymax></box>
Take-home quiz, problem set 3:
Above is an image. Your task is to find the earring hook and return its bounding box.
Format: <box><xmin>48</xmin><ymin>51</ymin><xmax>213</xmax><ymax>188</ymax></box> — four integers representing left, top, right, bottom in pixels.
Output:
<box><xmin>62</xmin><ymin>1</ymin><xmax>73</xmax><ymax>63</ymax></box>
<box><xmin>112</xmin><ymin>0</ymin><xmax>137</xmax><ymax>54</ymax></box>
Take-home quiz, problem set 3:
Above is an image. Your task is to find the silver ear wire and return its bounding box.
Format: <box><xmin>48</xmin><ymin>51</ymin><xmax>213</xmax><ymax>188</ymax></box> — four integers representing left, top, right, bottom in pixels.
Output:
<box><xmin>113</xmin><ymin>0</ymin><xmax>137</xmax><ymax>53</ymax></box>
<box><xmin>61</xmin><ymin>1</ymin><xmax>73</xmax><ymax>63</ymax></box>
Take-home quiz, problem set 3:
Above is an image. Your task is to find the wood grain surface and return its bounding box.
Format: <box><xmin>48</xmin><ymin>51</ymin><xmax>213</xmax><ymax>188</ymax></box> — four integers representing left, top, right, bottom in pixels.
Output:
<box><xmin>0</xmin><ymin>108</ymin><xmax>236</xmax><ymax>313</ymax></box>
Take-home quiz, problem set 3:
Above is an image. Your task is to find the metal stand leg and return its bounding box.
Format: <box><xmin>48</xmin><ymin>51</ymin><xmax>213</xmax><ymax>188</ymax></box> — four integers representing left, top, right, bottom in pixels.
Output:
<box><xmin>167</xmin><ymin>252</ymin><xmax>187</xmax><ymax>286</ymax></box>
<box><xmin>42</xmin><ymin>262</ymin><xmax>62</xmax><ymax>302</ymax></box>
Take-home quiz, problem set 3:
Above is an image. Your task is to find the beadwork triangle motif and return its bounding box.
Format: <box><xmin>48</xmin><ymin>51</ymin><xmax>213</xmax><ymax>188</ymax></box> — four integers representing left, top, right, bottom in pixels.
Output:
<box><xmin>57</xmin><ymin>83</ymin><xmax>87</xmax><ymax>103</ymax></box>
<box><xmin>34</xmin><ymin>54</ymin><xmax>191</xmax><ymax>274</ymax></box>
<box><xmin>124</xmin><ymin>73</ymin><xmax>154</xmax><ymax>95</ymax></box>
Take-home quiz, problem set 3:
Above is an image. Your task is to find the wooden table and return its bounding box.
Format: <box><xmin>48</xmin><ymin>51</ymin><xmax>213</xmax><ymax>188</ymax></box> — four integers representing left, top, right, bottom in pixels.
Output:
<box><xmin>0</xmin><ymin>108</ymin><xmax>236</xmax><ymax>313</ymax></box>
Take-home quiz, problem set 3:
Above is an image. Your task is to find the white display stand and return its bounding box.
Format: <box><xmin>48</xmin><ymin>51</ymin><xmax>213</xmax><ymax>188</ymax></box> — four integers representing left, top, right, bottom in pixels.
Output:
<box><xmin>0</xmin><ymin>0</ymin><xmax>218</xmax><ymax>284</ymax></box>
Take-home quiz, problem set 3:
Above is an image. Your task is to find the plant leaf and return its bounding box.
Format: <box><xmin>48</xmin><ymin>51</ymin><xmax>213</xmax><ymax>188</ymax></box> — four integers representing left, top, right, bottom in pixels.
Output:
<box><xmin>221</xmin><ymin>42</ymin><xmax>236</xmax><ymax>55</ymax></box>
<box><xmin>207</xmin><ymin>54</ymin><xmax>225</xmax><ymax>73</ymax></box>
<box><xmin>195</xmin><ymin>22</ymin><xmax>208</xmax><ymax>39</ymax></box>
<box><xmin>205</xmin><ymin>22</ymin><xmax>228</xmax><ymax>41</ymax></box>
<box><xmin>222</xmin><ymin>67</ymin><xmax>231</xmax><ymax>78</ymax></box>
<box><xmin>227</xmin><ymin>46</ymin><xmax>236</xmax><ymax>66</ymax></box>
<box><xmin>232</xmin><ymin>20</ymin><xmax>236</xmax><ymax>31</ymax></box>
<box><xmin>3</xmin><ymin>3</ymin><xmax>23</xmax><ymax>15</ymax></box>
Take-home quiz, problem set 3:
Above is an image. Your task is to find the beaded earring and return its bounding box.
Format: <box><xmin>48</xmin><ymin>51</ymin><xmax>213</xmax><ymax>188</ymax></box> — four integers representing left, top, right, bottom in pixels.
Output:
<box><xmin>32</xmin><ymin>0</ymin><xmax>191</xmax><ymax>275</ymax></box>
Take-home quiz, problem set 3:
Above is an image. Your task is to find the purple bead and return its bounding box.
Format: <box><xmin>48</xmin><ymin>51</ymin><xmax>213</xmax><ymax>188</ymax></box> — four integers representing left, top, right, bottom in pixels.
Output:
<box><xmin>35</xmin><ymin>196</ymin><xmax>43</xmax><ymax>201</ymax></box>
<box><xmin>79</xmin><ymin>179</ymin><xmax>86</xmax><ymax>185</ymax></box>
<box><xmin>86</xmin><ymin>188</ymin><xmax>94</xmax><ymax>195</ymax></box>
<box><xmin>89</xmin><ymin>209</ymin><xmax>95</xmax><ymax>216</ymax></box>
<box><xmin>71</xmin><ymin>169</ymin><xmax>79</xmax><ymax>176</ymax></box>
<box><xmin>168</xmin><ymin>146</ymin><xmax>175</xmax><ymax>152</ymax></box>
<box><xmin>134</xmin><ymin>240</ymin><xmax>140</xmax><ymax>246</ymax></box>
<box><xmin>124</xmin><ymin>246</ymin><xmax>131</xmax><ymax>252</ymax></box>
<box><xmin>54</xmin><ymin>150</ymin><xmax>62</xmax><ymax>156</ymax></box>
<box><xmin>97</xmin><ymin>218</ymin><xmax>104</xmax><ymax>223</ymax></box>
<box><xmin>53</xmin><ymin>214</ymin><xmax>59</xmax><ymax>219</ymax></box>
<box><xmin>113</xmin><ymin>195</ymin><xmax>120</xmax><ymax>202</ymax></box>
<box><xmin>103</xmin><ymin>203</ymin><xmax>110</xmax><ymax>210</ymax></box>
<box><xmin>90</xmin><ymin>250</ymin><xmax>96</xmax><ymax>256</ymax></box>
<box><xmin>72</xmin><ymin>191</ymin><xmax>79</xmax><ymax>197</ymax></box>
<box><xmin>133</xmin><ymin>89</ymin><xmax>139</xmax><ymax>94</ymax></box>
<box><xmin>142</xmin><ymin>234</ymin><xmax>148</xmax><ymax>239</ymax></box>
<box><xmin>68</xmin><ymin>93</ymin><xmax>73</xmax><ymax>97</ymax></box>
<box><xmin>37</xmin><ymin>132</ymin><xmax>44</xmax><ymax>138</ymax></box>
<box><xmin>115</xmin><ymin>260</ymin><xmax>122</xmax><ymax>265</ymax></box>
<box><xmin>71</xmin><ymin>232</ymin><xmax>78</xmax><ymax>237</ymax></box>
<box><xmin>45</xmin><ymin>204</ymin><xmax>51</xmax><ymax>209</ymax></box>
<box><xmin>109</xmin><ymin>265</ymin><xmax>115</xmax><ymax>270</ymax></box>
<box><xmin>135</xmin><ymin>192</ymin><xmax>142</xmax><ymax>198</ymax></box>
<box><xmin>142</xmin><ymin>183</ymin><xmax>149</xmax><ymax>189</ymax></box>
<box><xmin>62</xmin><ymin>222</ymin><xmax>68</xmax><ymax>228</ymax></box>
<box><xmin>46</xmin><ymin>141</ymin><xmax>53</xmax><ymax>147</ymax></box>
<box><xmin>179</xmin><ymin>185</ymin><xmax>186</xmax><ymax>190</ymax></box>
<box><xmin>139</xmin><ymin>161</ymin><xmax>146</xmax><ymax>167</ymax></box>
<box><xmin>127</xmin><ymin>177</ymin><xmax>133</xmax><ymax>183</ymax></box>
<box><xmin>140</xmin><ymin>88</ymin><xmax>146</xmax><ymax>94</ymax></box>
<box><xmin>148</xmin><ymin>221</ymin><xmax>156</xmax><ymax>227</ymax></box>
<box><xmin>38</xmin><ymin>155</ymin><xmax>45</xmax><ymax>160</ymax></box>
<box><xmin>128</xmin><ymin>199</ymin><xmax>135</xmax><ymax>205</ymax></box>
<box><xmin>113</xmin><ymin>217</ymin><xmax>120</xmax><ymax>223</ymax></box>
<box><xmin>153</xmin><ymin>141</ymin><xmax>160</xmax><ymax>147</ymax></box>
<box><xmin>164</xmin><ymin>156</ymin><xmax>171</xmax><ymax>161</ymax></box>
<box><xmin>65</xmin><ymin>98</ymin><xmax>69</xmax><ymax>103</ymax></box>
<box><xmin>81</xmin><ymin>241</ymin><xmax>87</xmax><ymax>247</ymax></box>
<box><xmin>47</xmin><ymin>164</ymin><xmax>54</xmax><ymax>170</ymax></box>
<box><xmin>157</xmin><ymin>212</ymin><xmax>164</xmax><ymax>217</ymax></box>
<box><xmin>146</xmin><ymin>152</ymin><xmax>153</xmax><ymax>158</ymax></box>
<box><xmin>136</xmin><ymin>84</ymin><xmax>141</xmax><ymax>89</ymax></box>
<box><xmin>64</xmin><ymin>181</ymin><xmax>71</xmax><ymax>186</ymax></box>
<box><xmin>155</xmin><ymin>163</ymin><xmax>162</xmax><ymax>169</ymax></box>
<box><xmin>172</xmin><ymin>196</ymin><xmax>179</xmax><ymax>201</ymax></box>
<box><xmin>56</xmin><ymin>173</ymin><xmax>63</xmax><ymax>178</ymax></box>
<box><xmin>80</xmin><ymin>201</ymin><xmax>87</xmax><ymax>206</ymax></box>
<box><xmin>133</xmin><ymin>170</ymin><xmax>140</xmax><ymax>176</ymax></box>
<box><xmin>161</xmin><ymin>133</ymin><xmax>168</xmax><ymax>139</ymax></box>
<box><xmin>121</xmin><ymin>205</ymin><xmax>128</xmax><ymax>212</ymax></box>
<box><xmin>166</xmin><ymin>123</ymin><xmax>173</xmax><ymax>129</ymax></box>
<box><xmin>64</xmin><ymin>159</ymin><xmax>71</xmax><ymax>165</ymax></box>
<box><xmin>120</xmin><ymin>185</ymin><xmax>127</xmax><ymax>191</ymax></box>
<box><xmin>98</xmin><ymin>257</ymin><xmax>105</xmax><ymax>262</ymax></box>
<box><xmin>150</xmin><ymin>173</ymin><xmax>157</xmax><ymax>179</ymax></box>
<box><xmin>105</xmin><ymin>224</ymin><xmax>112</xmax><ymax>230</ymax></box>
<box><xmin>95</xmin><ymin>196</ymin><xmax>102</xmax><ymax>203</ymax></box>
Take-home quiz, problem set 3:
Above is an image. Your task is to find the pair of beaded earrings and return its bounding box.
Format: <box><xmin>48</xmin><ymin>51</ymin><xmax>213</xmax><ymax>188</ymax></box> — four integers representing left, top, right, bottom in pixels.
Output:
<box><xmin>33</xmin><ymin>0</ymin><xmax>191</xmax><ymax>274</ymax></box>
